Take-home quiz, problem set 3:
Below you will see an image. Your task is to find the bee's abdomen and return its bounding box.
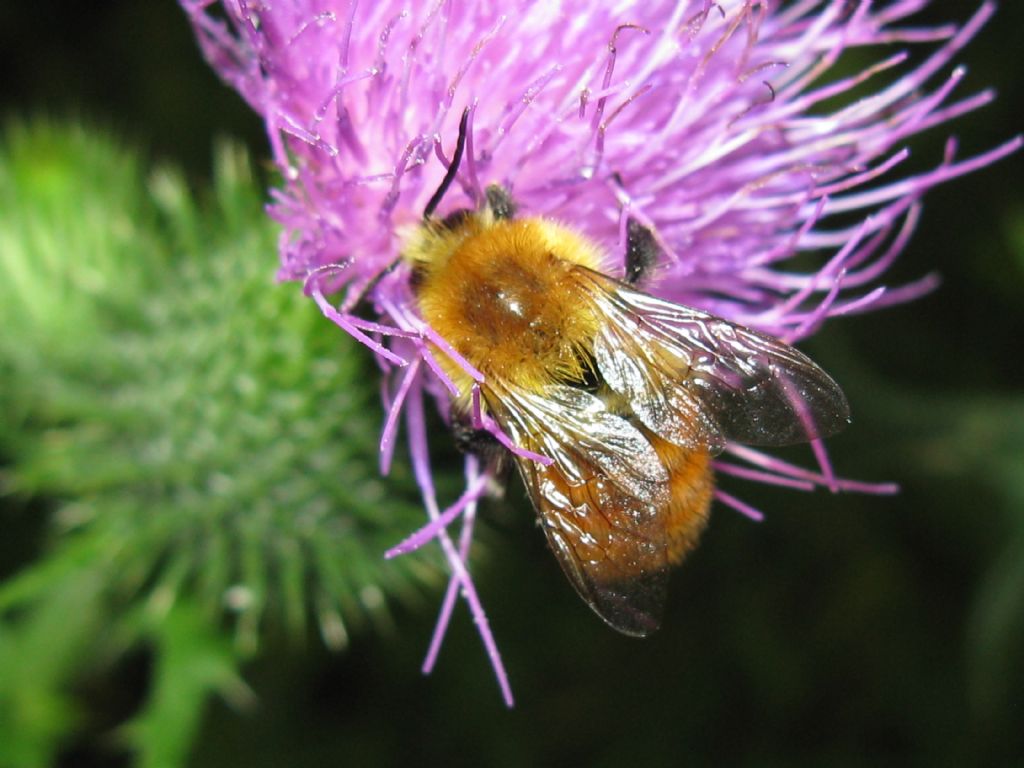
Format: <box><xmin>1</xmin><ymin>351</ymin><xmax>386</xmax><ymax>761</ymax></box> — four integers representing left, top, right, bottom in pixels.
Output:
<box><xmin>538</xmin><ymin>436</ymin><xmax>712</xmax><ymax>583</ymax></box>
<box><xmin>647</xmin><ymin>435</ymin><xmax>713</xmax><ymax>566</ymax></box>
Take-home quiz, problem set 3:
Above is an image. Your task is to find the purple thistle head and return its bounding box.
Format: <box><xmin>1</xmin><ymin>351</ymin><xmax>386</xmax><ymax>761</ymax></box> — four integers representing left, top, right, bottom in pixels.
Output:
<box><xmin>182</xmin><ymin>0</ymin><xmax>1019</xmax><ymax>705</ymax></box>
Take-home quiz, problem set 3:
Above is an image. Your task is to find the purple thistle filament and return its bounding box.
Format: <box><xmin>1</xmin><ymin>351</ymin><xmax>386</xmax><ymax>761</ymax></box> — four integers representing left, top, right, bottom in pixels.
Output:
<box><xmin>181</xmin><ymin>0</ymin><xmax>1020</xmax><ymax>705</ymax></box>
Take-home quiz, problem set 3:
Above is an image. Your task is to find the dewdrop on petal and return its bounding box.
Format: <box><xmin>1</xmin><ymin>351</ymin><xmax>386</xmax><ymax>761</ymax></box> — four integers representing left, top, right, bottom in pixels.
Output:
<box><xmin>181</xmin><ymin>0</ymin><xmax>1021</xmax><ymax>705</ymax></box>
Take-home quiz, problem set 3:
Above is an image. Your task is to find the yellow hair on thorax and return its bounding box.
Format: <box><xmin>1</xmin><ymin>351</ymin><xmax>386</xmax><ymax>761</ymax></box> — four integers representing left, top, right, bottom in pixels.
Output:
<box><xmin>404</xmin><ymin>211</ymin><xmax>607</xmax><ymax>395</ymax></box>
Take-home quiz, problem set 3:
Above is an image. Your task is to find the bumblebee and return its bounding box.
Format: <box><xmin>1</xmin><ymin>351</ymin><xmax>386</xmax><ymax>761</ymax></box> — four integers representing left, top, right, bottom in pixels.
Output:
<box><xmin>402</xmin><ymin>111</ymin><xmax>849</xmax><ymax>636</ymax></box>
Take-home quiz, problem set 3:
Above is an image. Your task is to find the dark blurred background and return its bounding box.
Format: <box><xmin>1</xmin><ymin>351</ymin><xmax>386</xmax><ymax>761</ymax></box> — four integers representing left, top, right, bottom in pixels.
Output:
<box><xmin>1</xmin><ymin>1</ymin><xmax>1021</xmax><ymax>766</ymax></box>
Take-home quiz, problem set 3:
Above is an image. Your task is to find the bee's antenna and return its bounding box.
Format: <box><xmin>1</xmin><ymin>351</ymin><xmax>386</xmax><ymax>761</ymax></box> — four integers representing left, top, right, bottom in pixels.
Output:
<box><xmin>423</xmin><ymin>107</ymin><xmax>471</xmax><ymax>220</ymax></box>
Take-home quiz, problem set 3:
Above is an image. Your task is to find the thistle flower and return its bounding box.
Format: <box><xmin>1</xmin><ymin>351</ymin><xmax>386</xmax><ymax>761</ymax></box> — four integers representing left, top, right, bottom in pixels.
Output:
<box><xmin>182</xmin><ymin>0</ymin><xmax>1019</xmax><ymax>704</ymax></box>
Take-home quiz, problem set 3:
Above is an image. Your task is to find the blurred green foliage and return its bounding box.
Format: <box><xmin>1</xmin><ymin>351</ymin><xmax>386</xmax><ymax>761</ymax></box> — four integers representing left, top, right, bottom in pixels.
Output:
<box><xmin>0</xmin><ymin>1</ymin><xmax>1022</xmax><ymax>767</ymax></box>
<box><xmin>0</xmin><ymin>123</ymin><xmax>438</xmax><ymax>766</ymax></box>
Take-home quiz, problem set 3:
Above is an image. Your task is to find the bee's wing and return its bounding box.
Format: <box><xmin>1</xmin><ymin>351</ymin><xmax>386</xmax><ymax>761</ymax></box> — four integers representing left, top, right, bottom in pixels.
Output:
<box><xmin>487</xmin><ymin>384</ymin><xmax>672</xmax><ymax>636</ymax></box>
<box><xmin>576</xmin><ymin>269</ymin><xmax>851</xmax><ymax>452</ymax></box>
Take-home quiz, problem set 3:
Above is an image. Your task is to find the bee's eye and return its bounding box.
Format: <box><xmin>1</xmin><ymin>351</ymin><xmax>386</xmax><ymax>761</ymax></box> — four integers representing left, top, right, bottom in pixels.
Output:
<box><xmin>439</xmin><ymin>208</ymin><xmax>474</xmax><ymax>231</ymax></box>
<box><xmin>408</xmin><ymin>262</ymin><xmax>427</xmax><ymax>292</ymax></box>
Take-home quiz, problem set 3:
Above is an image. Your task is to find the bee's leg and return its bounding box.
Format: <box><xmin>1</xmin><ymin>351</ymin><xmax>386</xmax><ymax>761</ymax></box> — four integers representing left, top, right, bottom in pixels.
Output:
<box><xmin>624</xmin><ymin>217</ymin><xmax>660</xmax><ymax>286</ymax></box>
<box><xmin>451</xmin><ymin>405</ymin><xmax>510</xmax><ymax>477</ymax></box>
<box><xmin>485</xmin><ymin>184</ymin><xmax>517</xmax><ymax>220</ymax></box>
